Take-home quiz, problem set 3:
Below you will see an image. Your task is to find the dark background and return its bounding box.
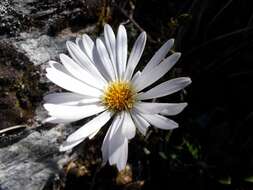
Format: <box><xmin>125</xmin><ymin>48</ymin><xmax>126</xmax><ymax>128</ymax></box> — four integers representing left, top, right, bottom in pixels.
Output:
<box><xmin>1</xmin><ymin>0</ymin><xmax>253</xmax><ymax>189</ymax></box>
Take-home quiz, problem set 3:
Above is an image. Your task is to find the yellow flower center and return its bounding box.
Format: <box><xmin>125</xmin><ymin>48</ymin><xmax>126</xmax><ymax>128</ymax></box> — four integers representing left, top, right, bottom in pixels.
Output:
<box><xmin>101</xmin><ymin>81</ymin><xmax>136</xmax><ymax>112</ymax></box>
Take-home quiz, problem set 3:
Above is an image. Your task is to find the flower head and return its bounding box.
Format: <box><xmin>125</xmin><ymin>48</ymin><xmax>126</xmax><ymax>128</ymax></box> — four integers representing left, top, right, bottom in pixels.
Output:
<box><xmin>43</xmin><ymin>24</ymin><xmax>191</xmax><ymax>171</ymax></box>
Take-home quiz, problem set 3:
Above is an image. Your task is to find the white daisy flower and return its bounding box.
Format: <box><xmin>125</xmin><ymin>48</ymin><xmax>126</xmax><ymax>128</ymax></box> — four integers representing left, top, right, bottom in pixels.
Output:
<box><xmin>43</xmin><ymin>24</ymin><xmax>191</xmax><ymax>171</ymax></box>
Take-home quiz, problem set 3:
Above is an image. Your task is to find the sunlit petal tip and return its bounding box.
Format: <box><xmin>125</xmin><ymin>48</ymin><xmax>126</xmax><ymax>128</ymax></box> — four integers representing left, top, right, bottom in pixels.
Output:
<box><xmin>169</xmin><ymin>38</ymin><xmax>175</xmax><ymax>44</ymax></box>
<box><xmin>104</xmin><ymin>23</ymin><xmax>112</xmax><ymax>30</ymax></box>
<box><xmin>141</xmin><ymin>31</ymin><xmax>147</xmax><ymax>37</ymax></box>
<box><xmin>183</xmin><ymin>77</ymin><xmax>192</xmax><ymax>86</ymax></box>
<box><xmin>43</xmin><ymin>103</ymin><xmax>51</xmax><ymax>111</ymax></box>
<box><xmin>65</xmin><ymin>40</ymin><xmax>72</xmax><ymax>48</ymax></box>
<box><xmin>174</xmin><ymin>52</ymin><xmax>181</xmax><ymax>57</ymax></box>
<box><xmin>118</xmin><ymin>24</ymin><xmax>126</xmax><ymax>31</ymax></box>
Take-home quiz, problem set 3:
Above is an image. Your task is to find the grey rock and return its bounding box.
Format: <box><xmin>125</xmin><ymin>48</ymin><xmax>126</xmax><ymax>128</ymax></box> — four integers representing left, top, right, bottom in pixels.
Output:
<box><xmin>0</xmin><ymin>124</ymin><xmax>72</xmax><ymax>190</ymax></box>
<box><xmin>14</xmin><ymin>32</ymin><xmax>70</xmax><ymax>66</ymax></box>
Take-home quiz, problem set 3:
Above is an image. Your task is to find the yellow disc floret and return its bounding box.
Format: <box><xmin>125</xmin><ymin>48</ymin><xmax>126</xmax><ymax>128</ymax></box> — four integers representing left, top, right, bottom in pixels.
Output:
<box><xmin>101</xmin><ymin>81</ymin><xmax>136</xmax><ymax>112</ymax></box>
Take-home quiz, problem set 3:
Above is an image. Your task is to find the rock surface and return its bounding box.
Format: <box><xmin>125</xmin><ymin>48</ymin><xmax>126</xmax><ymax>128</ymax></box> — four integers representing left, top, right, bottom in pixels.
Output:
<box><xmin>0</xmin><ymin>0</ymin><xmax>102</xmax><ymax>189</ymax></box>
<box><xmin>0</xmin><ymin>125</ymin><xmax>71</xmax><ymax>190</ymax></box>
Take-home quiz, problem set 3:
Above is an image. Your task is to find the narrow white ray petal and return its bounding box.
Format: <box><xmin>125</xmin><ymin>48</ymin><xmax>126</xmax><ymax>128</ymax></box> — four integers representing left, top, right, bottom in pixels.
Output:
<box><xmin>101</xmin><ymin>114</ymin><xmax>121</xmax><ymax>164</ymax></box>
<box><xmin>43</xmin><ymin>116</ymin><xmax>77</xmax><ymax>124</ymax></box>
<box><xmin>49</xmin><ymin>61</ymin><xmax>101</xmax><ymax>94</ymax></box>
<box><xmin>131</xmin><ymin>111</ymin><xmax>150</xmax><ymax>135</ymax></box>
<box><xmin>109</xmin><ymin>115</ymin><xmax>128</xmax><ymax>167</ymax></box>
<box><xmin>88</xmin><ymin>128</ymin><xmax>101</xmax><ymax>139</ymax></box>
<box><xmin>82</xmin><ymin>34</ymin><xmax>95</xmax><ymax>61</ymax></box>
<box><xmin>116</xmin><ymin>138</ymin><xmax>128</xmax><ymax>171</ymax></box>
<box><xmin>137</xmin><ymin>77</ymin><xmax>192</xmax><ymax>100</ymax></box>
<box><xmin>96</xmin><ymin>38</ymin><xmax>116</xmax><ymax>80</ymax></box>
<box><xmin>48</xmin><ymin>60</ymin><xmax>71</xmax><ymax>75</ymax></box>
<box><xmin>60</xmin><ymin>54</ymin><xmax>105</xmax><ymax>89</ymax></box>
<box><xmin>59</xmin><ymin>138</ymin><xmax>85</xmax><ymax>152</ymax></box>
<box><xmin>135</xmin><ymin>102</ymin><xmax>188</xmax><ymax>116</ymax></box>
<box><xmin>122</xmin><ymin>111</ymin><xmax>136</xmax><ymax>139</ymax></box>
<box><xmin>76</xmin><ymin>37</ymin><xmax>85</xmax><ymax>53</ymax></box>
<box><xmin>66</xmin><ymin>110</ymin><xmax>113</xmax><ymax>142</ymax></box>
<box><xmin>92</xmin><ymin>46</ymin><xmax>111</xmax><ymax>81</ymax></box>
<box><xmin>76</xmin><ymin>37</ymin><xmax>96</xmax><ymax>68</ymax></box>
<box><xmin>104</xmin><ymin>24</ymin><xmax>118</xmax><ymax>79</ymax></box>
<box><xmin>66</xmin><ymin>41</ymin><xmax>106</xmax><ymax>82</ymax></box>
<box><xmin>160</xmin><ymin>103</ymin><xmax>188</xmax><ymax>115</ymax></box>
<box><xmin>44</xmin><ymin>92</ymin><xmax>87</xmax><ymax>104</ymax></box>
<box><xmin>133</xmin><ymin>53</ymin><xmax>181</xmax><ymax>91</ymax></box>
<box><xmin>116</xmin><ymin>25</ymin><xmax>128</xmax><ymax>78</ymax></box>
<box><xmin>101</xmin><ymin>127</ymin><xmax>110</xmax><ymax>165</ymax></box>
<box><xmin>124</xmin><ymin>32</ymin><xmax>146</xmax><ymax>80</ymax></box>
<box><xmin>44</xmin><ymin>93</ymin><xmax>100</xmax><ymax>106</ymax></box>
<box><xmin>44</xmin><ymin>103</ymin><xmax>105</xmax><ymax>121</ymax></box>
<box><xmin>142</xmin><ymin>39</ymin><xmax>174</xmax><ymax>74</ymax></box>
<box><xmin>140</xmin><ymin>113</ymin><xmax>178</xmax><ymax>130</ymax></box>
<box><xmin>109</xmin><ymin>114</ymin><xmax>125</xmax><ymax>165</ymax></box>
<box><xmin>131</xmin><ymin>71</ymin><xmax>141</xmax><ymax>84</ymax></box>
<box><xmin>46</xmin><ymin>68</ymin><xmax>102</xmax><ymax>97</ymax></box>
<box><xmin>81</xmin><ymin>34</ymin><xmax>110</xmax><ymax>83</ymax></box>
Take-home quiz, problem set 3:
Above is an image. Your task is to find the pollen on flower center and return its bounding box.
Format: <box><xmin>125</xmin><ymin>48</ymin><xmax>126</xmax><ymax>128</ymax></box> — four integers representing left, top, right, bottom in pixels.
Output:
<box><xmin>101</xmin><ymin>81</ymin><xmax>136</xmax><ymax>112</ymax></box>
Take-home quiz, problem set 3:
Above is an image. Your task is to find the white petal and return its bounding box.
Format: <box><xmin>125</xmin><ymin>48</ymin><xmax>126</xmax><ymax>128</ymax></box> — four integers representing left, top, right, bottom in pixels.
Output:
<box><xmin>135</xmin><ymin>102</ymin><xmax>188</xmax><ymax>116</ymax></box>
<box><xmin>66</xmin><ymin>41</ymin><xmax>106</xmax><ymax>82</ymax></box>
<box><xmin>159</xmin><ymin>103</ymin><xmax>188</xmax><ymax>115</ymax></box>
<box><xmin>48</xmin><ymin>60</ymin><xmax>70</xmax><ymax>75</ymax></box>
<box><xmin>133</xmin><ymin>53</ymin><xmax>181</xmax><ymax>91</ymax></box>
<box><xmin>140</xmin><ymin>113</ymin><xmax>178</xmax><ymax>130</ymax></box>
<box><xmin>92</xmin><ymin>45</ymin><xmax>111</xmax><ymax>81</ymax></box>
<box><xmin>96</xmin><ymin>38</ymin><xmax>116</xmax><ymax>80</ymax></box>
<box><xmin>109</xmin><ymin>115</ymin><xmax>124</xmax><ymax>165</ymax></box>
<box><xmin>82</xmin><ymin>34</ymin><xmax>110</xmax><ymax>82</ymax></box>
<box><xmin>116</xmin><ymin>138</ymin><xmax>128</xmax><ymax>171</ymax></box>
<box><xmin>59</xmin><ymin>138</ymin><xmax>85</xmax><ymax>152</ymax></box>
<box><xmin>108</xmin><ymin>114</ymin><xmax>128</xmax><ymax>169</ymax></box>
<box><xmin>124</xmin><ymin>32</ymin><xmax>146</xmax><ymax>80</ymax></box>
<box><xmin>44</xmin><ymin>103</ymin><xmax>105</xmax><ymax>121</ymax></box>
<box><xmin>46</xmin><ymin>67</ymin><xmax>102</xmax><ymax>97</ymax></box>
<box><xmin>44</xmin><ymin>92</ymin><xmax>87</xmax><ymax>104</ymax></box>
<box><xmin>122</xmin><ymin>112</ymin><xmax>136</xmax><ymax>139</ymax></box>
<box><xmin>82</xmin><ymin>34</ymin><xmax>110</xmax><ymax>81</ymax></box>
<box><xmin>76</xmin><ymin>37</ymin><xmax>85</xmax><ymax>54</ymax></box>
<box><xmin>103</xmin><ymin>116</ymin><xmax>128</xmax><ymax>171</ymax></box>
<box><xmin>43</xmin><ymin>92</ymin><xmax>100</xmax><ymax>106</ymax></box>
<box><xmin>131</xmin><ymin>111</ymin><xmax>150</xmax><ymax>135</ymax></box>
<box><xmin>88</xmin><ymin>128</ymin><xmax>101</xmax><ymax>139</ymax></box>
<box><xmin>116</xmin><ymin>25</ymin><xmax>128</xmax><ymax>78</ymax></box>
<box><xmin>66</xmin><ymin>110</ymin><xmax>113</xmax><ymax>142</ymax></box>
<box><xmin>104</xmin><ymin>24</ymin><xmax>118</xmax><ymax>78</ymax></box>
<box><xmin>80</xmin><ymin>34</ymin><xmax>109</xmax><ymax>82</ymax></box>
<box><xmin>101</xmin><ymin>128</ymin><xmax>110</xmax><ymax>165</ymax></box>
<box><xmin>142</xmin><ymin>39</ymin><xmax>174</xmax><ymax>74</ymax></box>
<box><xmin>43</xmin><ymin>116</ymin><xmax>76</xmax><ymax>124</ymax></box>
<box><xmin>131</xmin><ymin>71</ymin><xmax>141</xmax><ymax>84</ymax></box>
<box><xmin>137</xmin><ymin>77</ymin><xmax>192</xmax><ymax>100</ymax></box>
<box><xmin>81</xmin><ymin>34</ymin><xmax>95</xmax><ymax>62</ymax></box>
<box><xmin>59</xmin><ymin>54</ymin><xmax>105</xmax><ymax>89</ymax></box>
<box><xmin>101</xmin><ymin>114</ymin><xmax>122</xmax><ymax>164</ymax></box>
